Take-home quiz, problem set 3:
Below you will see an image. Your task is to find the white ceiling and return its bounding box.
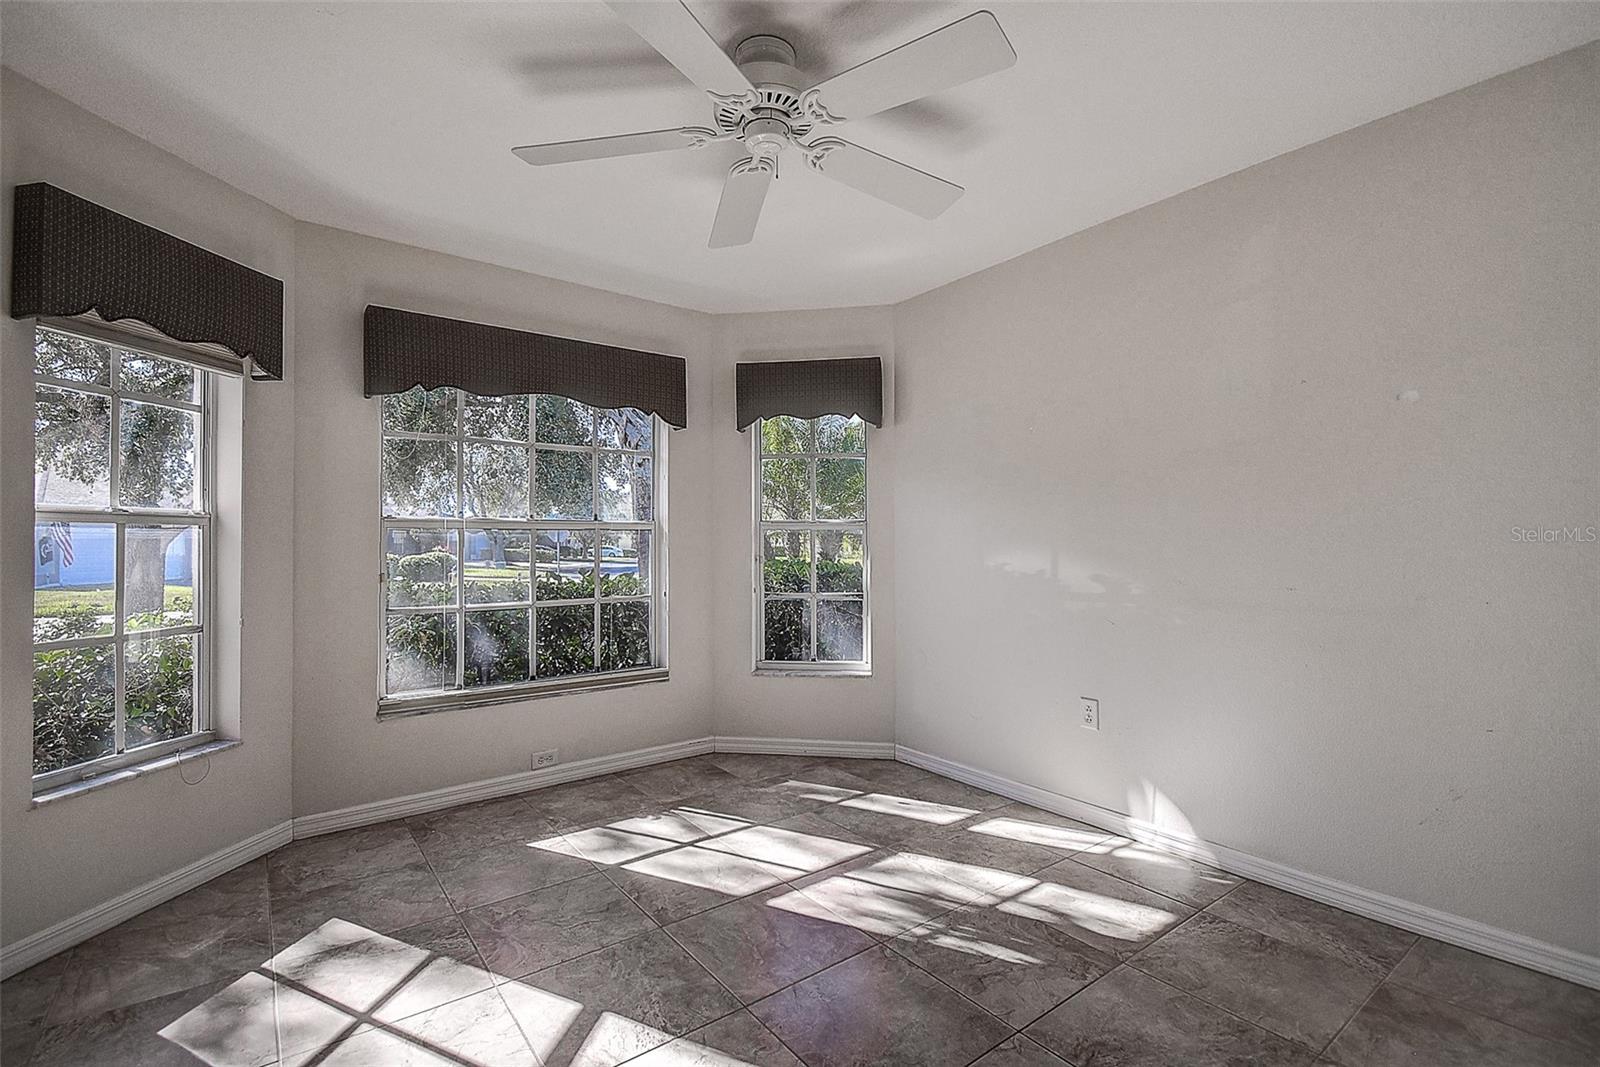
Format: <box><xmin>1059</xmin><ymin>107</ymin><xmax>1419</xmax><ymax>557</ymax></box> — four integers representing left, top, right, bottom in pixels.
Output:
<box><xmin>4</xmin><ymin>2</ymin><xmax>1597</xmax><ymax>313</ymax></box>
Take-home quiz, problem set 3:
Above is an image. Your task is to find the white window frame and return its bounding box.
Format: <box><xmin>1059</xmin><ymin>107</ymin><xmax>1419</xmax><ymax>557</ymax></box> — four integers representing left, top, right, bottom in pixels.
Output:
<box><xmin>30</xmin><ymin>322</ymin><xmax>219</xmax><ymax>793</ymax></box>
<box><xmin>377</xmin><ymin>389</ymin><xmax>669</xmax><ymax>716</ymax></box>
<box><xmin>751</xmin><ymin>418</ymin><xmax>871</xmax><ymax>676</ymax></box>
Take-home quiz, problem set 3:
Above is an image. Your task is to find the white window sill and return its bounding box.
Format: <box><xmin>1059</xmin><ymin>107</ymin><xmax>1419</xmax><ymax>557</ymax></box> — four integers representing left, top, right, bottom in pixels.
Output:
<box><xmin>752</xmin><ymin>666</ymin><xmax>873</xmax><ymax>678</ymax></box>
<box><xmin>31</xmin><ymin>739</ymin><xmax>242</xmax><ymax>808</ymax></box>
<box><xmin>378</xmin><ymin>668</ymin><xmax>669</xmax><ymax>718</ymax></box>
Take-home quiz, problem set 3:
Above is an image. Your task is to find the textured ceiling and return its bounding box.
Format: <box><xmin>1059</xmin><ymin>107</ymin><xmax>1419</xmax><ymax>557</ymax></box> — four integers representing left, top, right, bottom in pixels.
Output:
<box><xmin>4</xmin><ymin>2</ymin><xmax>1597</xmax><ymax>313</ymax></box>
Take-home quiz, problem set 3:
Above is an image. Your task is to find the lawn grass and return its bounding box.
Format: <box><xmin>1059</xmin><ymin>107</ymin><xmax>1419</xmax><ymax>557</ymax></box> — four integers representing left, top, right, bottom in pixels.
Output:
<box><xmin>34</xmin><ymin>584</ymin><xmax>192</xmax><ymax>617</ymax></box>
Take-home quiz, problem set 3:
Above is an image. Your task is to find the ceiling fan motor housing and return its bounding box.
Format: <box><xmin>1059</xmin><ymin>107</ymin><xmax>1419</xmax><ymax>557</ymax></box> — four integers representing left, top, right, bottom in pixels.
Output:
<box><xmin>720</xmin><ymin>35</ymin><xmax>812</xmax><ymax>145</ymax></box>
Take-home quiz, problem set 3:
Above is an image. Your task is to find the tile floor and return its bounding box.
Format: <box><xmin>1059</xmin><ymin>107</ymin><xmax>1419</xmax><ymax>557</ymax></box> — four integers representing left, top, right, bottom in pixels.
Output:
<box><xmin>2</xmin><ymin>754</ymin><xmax>1596</xmax><ymax>1066</ymax></box>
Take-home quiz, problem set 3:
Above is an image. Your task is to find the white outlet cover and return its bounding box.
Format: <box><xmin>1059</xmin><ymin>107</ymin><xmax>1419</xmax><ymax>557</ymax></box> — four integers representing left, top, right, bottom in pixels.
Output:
<box><xmin>1079</xmin><ymin>697</ymin><xmax>1100</xmax><ymax>731</ymax></box>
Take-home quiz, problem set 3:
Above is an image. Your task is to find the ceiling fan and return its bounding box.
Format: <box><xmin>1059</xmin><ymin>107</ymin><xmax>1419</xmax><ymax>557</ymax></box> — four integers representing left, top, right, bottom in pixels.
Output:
<box><xmin>512</xmin><ymin>2</ymin><xmax>1017</xmax><ymax>248</ymax></box>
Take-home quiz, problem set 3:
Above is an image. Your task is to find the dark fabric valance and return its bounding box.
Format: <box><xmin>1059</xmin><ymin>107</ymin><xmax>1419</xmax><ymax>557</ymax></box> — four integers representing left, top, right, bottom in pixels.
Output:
<box><xmin>736</xmin><ymin>356</ymin><xmax>883</xmax><ymax>430</ymax></box>
<box><xmin>10</xmin><ymin>182</ymin><xmax>284</xmax><ymax>379</ymax></box>
<box><xmin>364</xmin><ymin>305</ymin><xmax>688</xmax><ymax>429</ymax></box>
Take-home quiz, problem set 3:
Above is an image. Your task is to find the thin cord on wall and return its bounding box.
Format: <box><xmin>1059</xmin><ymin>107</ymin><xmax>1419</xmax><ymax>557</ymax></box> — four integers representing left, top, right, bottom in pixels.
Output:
<box><xmin>177</xmin><ymin>747</ymin><xmax>210</xmax><ymax>787</ymax></box>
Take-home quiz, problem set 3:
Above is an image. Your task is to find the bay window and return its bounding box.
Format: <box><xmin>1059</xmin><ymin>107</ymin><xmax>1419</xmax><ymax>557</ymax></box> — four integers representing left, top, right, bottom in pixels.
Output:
<box><xmin>379</xmin><ymin>386</ymin><xmax>665</xmax><ymax>710</ymax></box>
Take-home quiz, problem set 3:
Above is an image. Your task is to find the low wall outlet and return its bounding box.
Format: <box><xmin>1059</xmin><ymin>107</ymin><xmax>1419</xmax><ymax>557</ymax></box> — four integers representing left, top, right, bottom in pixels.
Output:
<box><xmin>531</xmin><ymin>749</ymin><xmax>559</xmax><ymax>770</ymax></box>
<box><xmin>1079</xmin><ymin>697</ymin><xmax>1100</xmax><ymax>731</ymax></box>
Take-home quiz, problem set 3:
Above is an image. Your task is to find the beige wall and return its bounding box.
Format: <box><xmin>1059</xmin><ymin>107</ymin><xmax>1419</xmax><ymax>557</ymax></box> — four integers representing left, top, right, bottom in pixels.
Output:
<box><xmin>891</xmin><ymin>44</ymin><xmax>1599</xmax><ymax>954</ymax></box>
<box><xmin>289</xmin><ymin>224</ymin><xmax>718</xmax><ymax>818</ymax></box>
<box><xmin>0</xmin><ymin>71</ymin><xmax>297</xmax><ymax>945</ymax></box>
<box><xmin>708</xmin><ymin>309</ymin><xmax>897</xmax><ymax>743</ymax></box>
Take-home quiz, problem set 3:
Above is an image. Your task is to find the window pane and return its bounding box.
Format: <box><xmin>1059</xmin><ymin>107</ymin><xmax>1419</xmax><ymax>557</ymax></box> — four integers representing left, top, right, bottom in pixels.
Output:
<box><xmin>35</xmin><ymin>385</ymin><xmax>111</xmax><ymax>508</ymax></box>
<box><xmin>816</xmin><ymin>457</ymin><xmax>865</xmax><ymax>521</ymax></box>
<box><xmin>385</xmin><ymin>612</ymin><xmax>457</xmax><ymax>693</ymax></box>
<box><xmin>537</xmin><ymin>604</ymin><xmax>595</xmax><ymax>677</ymax></box>
<box><xmin>120</xmin><ymin>352</ymin><xmax>197</xmax><ymax>402</ymax></box>
<box><xmin>124</xmin><ymin>525</ymin><xmax>199</xmax><ymax>631</ymax></box>
<box><xmin>463</xmin><ymin>393</ymin><xmax>528</xmax><ymax>441</ymax></box>
<box><xmin>536</xmin><ymin>531</ymin><xmax>595</xmax><ymax>600</ymax></box>
<box><xmin>463</xmin><ymin>443</ymin><xmax>529</xmax><ymax>519</ymax></box>
<box><xmin>600</xmin><ymin>602</ymin><xmax>651</xmax><ymax>671</ymax></box>
<box><xmin>761</xmin><ymin>458</ymin><xmax>811</xmax><ymax>521</ymax></box>
<box><xmin>763</xmin><ymin>531</ymin><xmax>812</xmax><ymax>593</ymax></box>
<box><xmin>761</xmin><ymin>416</ymin><xmax>811</xmax><ymax>454</ymax></box>
<box><xmin>465</xmin><ymin>609</ymin><xmax>530</xmax><ymax>687</ymax></box>
<box><xmin>535</xmin><ymin>449</ymin><xmax>593</xmax><ymax>520</ymax></box>
<box><xmin>596</xmin><ymin>409</ymin><xmax>653</xmax><ymax>451</ymax></box>
<box><xmin>33</xmin><ymin>644</ymin><xmax>115</xmax><ymax>774</ymax></box>
<box><xmin>817</xmin><ymin>599</ymin><xmax>865</xmax><ymax>661</ymax></box>
<box><xmin>384</xmin><ymin>528</ymin><xmax>459</xmax><ymax>608</ymax></box>
<box><xmin>598</xmin><ymin>453</ymin><xmax>652</xmax><ymax>522</ymax></box>
<box><xmin>535</xmin><ymin>395</ymin><xmax>594</xmax><ymax>445</ymax></box>
<box><xmin>599</xmin><ymin>531</ymin><xmax>650</xmax><ymax>596</ymax></box>
<box><xmin>120</xmin><ymin>400</ymin><xmax>198</xmax><ymax>510</ymax></box>
<box><xmin>33</xmin><ymin>521</ymin><xmax>114</xmax><ymax>641</ymax></box>
<box><xmin>816</xmin><ymin>530</ymin><xmax>864</xmax><ymax>593</ymax></box>
<box><xmin>464</xmin><ymin>529</ymin><xmax>531</xmax><ymax>605</ymax></box>
<box><xmin>126</xmin><ymin>633</ymin><xmax>197</xmax><ymax>749</ymax></box>
<box><xmin>35</xmin><ymin>327</ymin><xmax>111</xmax><ymax>385</ymax></box>
<box><xmin>383</xmin><ymin>386</ymin><xmax>456</xmax><ymax>435</ymax></box>
<box><xmin>383</xmin><ymin>438</ymin><xmax>458</xmax><ymax>517</ymax></box>
<box><xmin>815</xmin><ymin>414</ymin><xmax>865</xmax><ymax>454</ymax></box>
<box><xmin>763</xmin><ymin>598</ymin><xmax>811</xmax><ymax>662</ymax></box>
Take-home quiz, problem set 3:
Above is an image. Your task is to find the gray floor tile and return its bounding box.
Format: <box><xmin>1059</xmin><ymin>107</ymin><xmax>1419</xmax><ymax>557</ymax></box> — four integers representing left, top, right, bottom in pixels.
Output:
<box><xmin>1386</xmin><ymin>937</ymin><xmax>1600</xmax><ymax>1055</ymax></box>
<box><xmin>503</xmin><ymin>929</ymin><xmax>742</xmax><ymax>1066</ymax></box>
<box><xmin>704</xmin><ymin>752</ymin><xmax>825</xmax><ymax>781</ymax></box>
<box><xmin>602</xmin><ymin>848</ymin><xmax>793</xmax><ymax>926</ymax></box>
<box><xmin>897</xmin><ymin>821</ymin><xmax>1067</xmax><ymax>882</ymax></box>
<box><xmin>667</xmin><ymin>888</ymin><xmax>876</xmax><ymax>1003</ymax></box>
<box><xmin>0</xmin><ymin>952</ymin><xmax>70</xmax><ymax>1027</ymax></box>
<box><xmin>2</xmin><ymin>1019</ymin><xmax>43</xmax><ymax>1067</ymax></box>
<box><xmin>269</xmin><ymin>822</ymin><xmax>423</xmax><ymax>895</ymax></box>
<box><xmin>522</xmin><ymin>776</ymin><xmax>659</xmax><ymax>831</ymax></box>
<box><xmin>1323</xmin><ymin>981</ymin><xmax>1593</xmax><ymax>1067</ymax></box>
<box><xmin>405</xmin><ymin>794</ymin><xmax>551</xmax><ymax>853</ymax></box>
<box><xmin>1025</xmin><ymin>965</ymin><xmax>1316</xmax><ymax>1066</ymax></box>
<box><xmin>962</xmin><ymin>802</ymin><xmax>1115</xmax><ymax>855</ymax></box>
<box><xmin>46</xmin><ymin>895</ymin><xmax>271</xmax><ymax>1025</ymax></box>
<box><xmin>459</xmin><ymin>871</ymin><xmax>654</xmax><ymax>980</ymax></box>
<box><xmin>281</xmin><ymin>986</ymin><xmax>540</xmax><ymax>1067</ymax></box>
<box><xmin>696</xmin><ymin>822</ymin><xmax>874</xmax><ymax>878</ymax></box>
<box><xmin>890</xmin><ymin>899</ymin><xmax>1117</xmax><ymax>1027</ymax></box>
<box><xmin>750</xmin><ymin>944</ymin><xmax>1012</xmax><ymax>1067</ymax></box>
<box><xmin>1020</xmin><ymin>857</ymin><xmax>1195</xmax><ymax>959</ymax></box>
<box><xmin>1130</xmin><ymin>912</ymin><xmax>1380</xmax><ymax>1048</ymax></box>
<box><xmin>619</xmin><ymin>759</ymin><xmax>743</xmax><ymax>802</ymax></box>
<box><xmin>1206</xmin><ymin>881</ymin><xmax>1417</xmax><ymax>977</ymax></box>
<box><xmin>969</xmin><ymin>1034</ymin><xmax>1073</xmax><ymax>1067</ymax></box>
<box><xmin>676</xmin><ymin>776</ymin><xmax>853</xmax><ymax>824</ymax></box>
<box><xmin>837</xmin><ymin>761</ymin><xmax>1012</xmax><ymax>812</ymax></box>
<box><xmin>420</xmin><ymin>832</ymin><xmax>597</xmax><ymax>911</ymax></box>
<box><xmin>625</xmin><ymin>1007</ymin><xmax>803</xmax><ymax>1066</ymax></box>
<box><xmin>1072</xmin><ymin>838</ymin><xmax>1242</xmax><ymax>907</ymax></box>
<box><xmin>31</xmin><ymin>973</ymin><xmax>279</xmax><ymax>1067</ymax></box>
<box><xmin>812</xmin><ymin>794</ymin><xmax>977</xmax><ymax>847</ymax></box>
<box><xmin>780</xmin><ymin>848</ymin><xmax>1009</xmax><ymax>940</ymax></box>
<box><xmin>269</xmin><ymin>860</ymin><xmax>453</xmax><ymax>949</ymax></box>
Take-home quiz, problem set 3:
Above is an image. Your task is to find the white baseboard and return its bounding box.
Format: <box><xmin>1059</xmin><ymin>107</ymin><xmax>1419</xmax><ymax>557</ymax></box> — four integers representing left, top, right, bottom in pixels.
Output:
<box><xmin>0</xmin><ymin>819</ymin><xmax>292</xmax><ymax>980</ymax></box>
<box><xmin>293</xmin><ymin>736</ymin><xmax>716</xmax><ymax>839</ymax></box>
<box><xmin>714</xmin><ymin>735</ymin><xmax>895</xmax><ymax>759</ymax></box>
<box><xmin>895</xmin><ymin>745</ymin><xmax>1599</xmax><ymax>991</ymax></box>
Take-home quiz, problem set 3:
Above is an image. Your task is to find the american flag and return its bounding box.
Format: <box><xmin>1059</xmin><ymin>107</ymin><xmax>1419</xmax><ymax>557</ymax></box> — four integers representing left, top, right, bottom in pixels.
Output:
<box><xmin>49</xmin><ymin>522</ymin><xmax>74</xmax><ymax>566</ymax></box>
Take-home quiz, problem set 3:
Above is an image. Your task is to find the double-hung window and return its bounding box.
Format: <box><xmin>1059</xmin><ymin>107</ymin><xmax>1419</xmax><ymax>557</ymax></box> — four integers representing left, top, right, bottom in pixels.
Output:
<box><xmin>754</xmin><ymin>414</ymin><xmax>869</xmax><ymax>672</ymax></box>
<box><xmin>31</xmin><ymin>325</ymin><xmax>214</xmax><ymax>786</ymax></box>
<box><xmin>379</xmin><ymin>387</ymin><xmax>665</xmax><ymax>710</ymax></box>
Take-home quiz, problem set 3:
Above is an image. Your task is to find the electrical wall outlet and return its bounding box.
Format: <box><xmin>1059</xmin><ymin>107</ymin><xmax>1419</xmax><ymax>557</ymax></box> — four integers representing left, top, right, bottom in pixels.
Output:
<box><xmin>1079</xmin><ymin>697</ymin><xmax>1100</xmax><ymax>731</ymax></box>
<box><xmin>531</xmin><ymin>749</ymin><xmax>559</xmax><ymax>770</ymax></box>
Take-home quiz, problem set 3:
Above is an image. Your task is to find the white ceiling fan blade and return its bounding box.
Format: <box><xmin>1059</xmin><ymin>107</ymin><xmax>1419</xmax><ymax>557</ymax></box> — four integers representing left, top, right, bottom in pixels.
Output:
<box><xmin>806</xmin><ymin>11</ymin><xmax>1016</xmax><ymax>122</ymax></box>
<box><xmin>807</xmin><ymin>139</ymin><xmax>963</xmax><ymax>219</ymax></box>
<box><xmin>708</xmin><ymin>158</ymin><xmax>774</xmax><ymax>248</ymax></box>
<box><xmin>512</xmin><ymin>128</ymin><xmax>696</xmax><ymax>166</ymax></box>
<box><xmin>606</xmin><ymin>1</ymin><xmax>752</xmax><ymax>98</ymax></box>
